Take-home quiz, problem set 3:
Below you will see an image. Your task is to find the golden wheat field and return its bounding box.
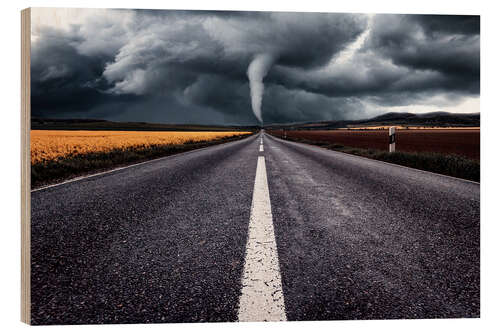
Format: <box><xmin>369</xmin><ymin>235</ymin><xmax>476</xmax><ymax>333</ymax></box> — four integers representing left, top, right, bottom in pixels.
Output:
<box><xmin>31</xmin><ymin>130</ymin><xmax>250</xmax><ymax>164</ymax></box>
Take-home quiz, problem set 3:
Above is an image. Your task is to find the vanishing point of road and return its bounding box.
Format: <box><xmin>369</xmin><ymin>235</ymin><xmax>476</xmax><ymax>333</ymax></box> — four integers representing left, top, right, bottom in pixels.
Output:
<box><xmin>30</xmin><ymin>131</ymin><xmax>480</xmax><ymax>324</ymax></box>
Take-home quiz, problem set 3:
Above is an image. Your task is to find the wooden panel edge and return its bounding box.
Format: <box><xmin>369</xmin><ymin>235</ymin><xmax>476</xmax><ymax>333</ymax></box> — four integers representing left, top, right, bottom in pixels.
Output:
<box><xmin>21</xmin><ymin>7</ymin><xmax>31</xmax><ymax>325</ymax></box>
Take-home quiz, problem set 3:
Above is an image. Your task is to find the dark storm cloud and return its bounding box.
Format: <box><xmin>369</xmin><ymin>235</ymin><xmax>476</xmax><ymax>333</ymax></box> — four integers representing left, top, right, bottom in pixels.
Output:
<box><xmin>262</xmin><ymin>84</ymin><xmax>368</xmax><ymax>123</ymax></box>
<box><xmin>31</xmin><ymin>9</ymin><xmax>479</xmax><ymax>124</ymax></box>
<box><xmin>364</xmin><ymin>14</ymin><xmax>479</xmax><ymax>90</ymax></box>
<box><xmin>411</xmin><ymin>14</ymin><xmax>479</xmax><ymax>36</ymax></box>
<box><xmin>99</xmin><ymin>11</ymin><xmax>366</xmax><ymax>91</ymax></box>
<box><xmin>268</xmin><ymin>53</ymin><xmax>477</xmax><ymax>100</ymax></box>
<box><xmin>30</xmin><ymin>27</ymin><xmax>144</xmax><ymax>118</ymax></box>
<box><xmin>261</xmin><ymin>13</ymin><xmax>479</xmax><ymax>111</ymax></box>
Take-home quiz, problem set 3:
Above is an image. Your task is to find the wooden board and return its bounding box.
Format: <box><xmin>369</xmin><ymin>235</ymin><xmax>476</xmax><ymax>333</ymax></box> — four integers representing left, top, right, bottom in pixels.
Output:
<box><xmin>21</xmin><ymin>7</ymin><xmax>31</xmax><ymax>325</ymax></box>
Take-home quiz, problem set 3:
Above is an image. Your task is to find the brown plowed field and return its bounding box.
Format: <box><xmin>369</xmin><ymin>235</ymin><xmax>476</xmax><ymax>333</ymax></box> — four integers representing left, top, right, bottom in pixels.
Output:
<box><xmin>274</xmin><ymin>129</ymin><xmax>480</xmax><ymax>160</ymax></box>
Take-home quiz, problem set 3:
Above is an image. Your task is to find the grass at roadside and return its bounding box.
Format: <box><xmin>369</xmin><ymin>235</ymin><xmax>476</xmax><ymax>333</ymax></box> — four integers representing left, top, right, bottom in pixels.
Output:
<box><xmin>32</xmin><ymin>133</ymin><xmax>253</xmax><ymax>189</ymax></box>
<box><xmin>270</xmin><ymin>134</ymin><xmax>479</xmax><ymax>182</ymax></box>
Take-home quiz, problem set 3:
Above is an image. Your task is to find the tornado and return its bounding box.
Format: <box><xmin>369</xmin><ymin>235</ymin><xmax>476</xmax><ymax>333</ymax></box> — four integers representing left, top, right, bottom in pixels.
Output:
<box><xmin>247</xmin><ymin>54</ymin><xmax>275</xmax><ymax>124</ymax></box>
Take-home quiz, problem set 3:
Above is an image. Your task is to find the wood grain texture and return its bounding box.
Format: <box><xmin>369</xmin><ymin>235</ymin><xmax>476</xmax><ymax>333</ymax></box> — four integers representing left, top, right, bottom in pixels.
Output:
<box><xmin>21</xmin><ymin>7</ymin><xmax>31</xmax><ymax>325</ymax></box>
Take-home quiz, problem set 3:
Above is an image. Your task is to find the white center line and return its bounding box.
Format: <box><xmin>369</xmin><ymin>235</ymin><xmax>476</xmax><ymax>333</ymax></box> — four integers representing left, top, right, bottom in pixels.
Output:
<box><xmin>259</xmin><ymin>144</ymin><xmax>264</xmax><ymax>152</ymax></box>
<box><xmin>238</xmin><ymin>156</ymin><xmax>287</xmax><ymax>322</ymax></box>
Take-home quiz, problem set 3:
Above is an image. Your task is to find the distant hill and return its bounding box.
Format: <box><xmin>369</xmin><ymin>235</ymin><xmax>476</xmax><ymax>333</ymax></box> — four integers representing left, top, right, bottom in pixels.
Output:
<box><xmin>31</xmin><ymin>118</ymin><xmax>260</xmax><ymax>132</ymax></box>
<box><xmin>31</xmin><ymin>111</ymin><xmax>480</xmax><ymax>131</ymax></box>
<box><xmin>265</xmin><ymin>112</ymin><xmax>480</xmax><ymax>130</ymax></box>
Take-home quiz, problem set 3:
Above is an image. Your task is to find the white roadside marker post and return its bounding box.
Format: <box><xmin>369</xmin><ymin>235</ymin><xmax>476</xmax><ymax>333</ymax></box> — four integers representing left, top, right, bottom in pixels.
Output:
<box><xmin>389</xmin><ymin>126</ymin><xmax>396</xmax><ymax>153</ymax></box>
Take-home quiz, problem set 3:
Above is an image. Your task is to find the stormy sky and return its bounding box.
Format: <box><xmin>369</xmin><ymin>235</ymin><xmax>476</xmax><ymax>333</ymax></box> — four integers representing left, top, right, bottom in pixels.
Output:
<box><xmin>31</xmin><ymin>8</ymin><xmax>480</xmax><ymax>125</ymax></box>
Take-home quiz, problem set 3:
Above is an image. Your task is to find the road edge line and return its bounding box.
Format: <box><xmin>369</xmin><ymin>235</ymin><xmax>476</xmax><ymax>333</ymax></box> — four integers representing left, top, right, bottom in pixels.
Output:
<box><xmin>267</xmin><ymin>134</ymin><xmax>480</xmax><ymax>185</ymax></box>
<box><xmin>32</xmin><ymin>133</ymin><xmax>259</xmax><ymax>192</ymax></box>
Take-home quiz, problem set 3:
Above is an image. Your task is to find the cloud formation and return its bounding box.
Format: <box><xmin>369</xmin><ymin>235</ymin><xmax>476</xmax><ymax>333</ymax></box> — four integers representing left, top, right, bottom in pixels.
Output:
<box><xmin>248</xmin><ymin>54</ymin><xmax>275</xmax><ymax>123</ymax></box>
<box><xmin>31</xmin><ymin>9</ymin><xmax>479</xmax><ymax>125</ymax></box>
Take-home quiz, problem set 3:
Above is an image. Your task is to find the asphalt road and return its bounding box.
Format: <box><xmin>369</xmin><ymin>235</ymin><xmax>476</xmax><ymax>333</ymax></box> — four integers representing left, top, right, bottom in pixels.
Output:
<box><xmin>30</xmin><ymin>132</ymin><xmax>480</xmax><ymax>324</ymax></box>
